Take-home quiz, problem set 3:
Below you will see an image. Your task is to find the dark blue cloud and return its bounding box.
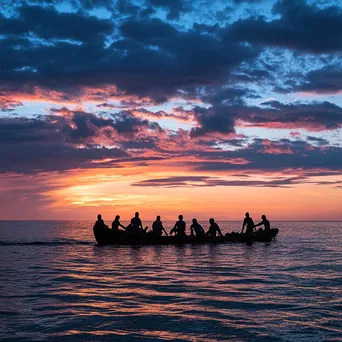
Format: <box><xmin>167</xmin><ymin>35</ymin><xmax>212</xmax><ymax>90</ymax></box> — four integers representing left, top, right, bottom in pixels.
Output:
<box><xmin>146</xmin><ymin>0</ymin><xmax>189</xmax><ymax>19</ymax></box>
<box><xmin>120</xmin><ymin>18</ymin><xmax>178</xmax><ymax>42</ymax></box>
<box><xmin>292</xmin><ymin>66</ymin><xmax>342</xmax><ymax>94</ymax></box>
<box><xmin>227</xmin><ymin>0</ymin><xmax>342</xmax><ymax>53</ymax></box>
<box><xmin>0</xmin><ymin>8</ymin><xmax>259</xmax><ymax>102</ymax></box>
<box><xmin>189</xmin><ymin>100</ymin><xmax>342</xmax><ymax>137</ymax></box>
<box><xmin>0</xmin><ymin>4</ymin><xmax>114</xmax><ymax>43</ymax></box>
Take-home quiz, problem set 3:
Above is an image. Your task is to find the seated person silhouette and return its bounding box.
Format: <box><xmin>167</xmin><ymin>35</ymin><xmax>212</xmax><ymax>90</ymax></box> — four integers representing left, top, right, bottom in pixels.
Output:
<box><xmin>111</xmin><ymin>215</ymin><xmax>126</xmax><ymax>230</ymax></box>
<box><xmin>205</xmin><ymin>218</ymin><xmax>223</xmax><ymax>237</ymax></box>
<box><xmin>129</xmin><ymin>212</ymin><xmax>145</xmax><ymax>233</ymax></box>
<box><xmin>190</xmin><ymin>218</ymin><xmax>204</xmax><ymax>237</ymax></box>
<box><xmin>94</xmin><ymin>214</ymin><xmax>108</xmax><ymax>229</ymax></box>
<box><xmin>152</xmin><ymin>215</ymin><xmax>168</xmax><ymax>236</ymax></box>
<box><xmin>254</xmin><ymin>215</ymin><xmax>270</xmax><ymax>232</ymax></box>
<box><xmin>170</xmin><ymin>215</ymin><xmax>186</xmax><ymax>236</ymax></box>
<box><xmin>241</xmin><ymin>212</ymin><xmax>255</xmax><ymax>235</ymax></box>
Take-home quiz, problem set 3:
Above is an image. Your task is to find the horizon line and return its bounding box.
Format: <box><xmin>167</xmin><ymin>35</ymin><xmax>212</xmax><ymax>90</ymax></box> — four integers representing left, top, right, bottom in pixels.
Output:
<box><xmin>0</xmin><ymin>220</ymin><xmax>341</xmax><ymax>222</ymax></box>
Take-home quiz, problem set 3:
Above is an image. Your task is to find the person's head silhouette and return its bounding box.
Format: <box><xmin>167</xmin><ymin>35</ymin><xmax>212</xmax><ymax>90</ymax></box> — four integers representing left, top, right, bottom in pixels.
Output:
<box><xmin>245</xmin><ymin>212</ymin><xmax>249</xmax><ymax>217</ymax></box>
<box><xmin>209</xmin><ymin>218</ymin><xmax>214</xmax><ymax>224</ymax></box>
<box><xmin>179</xmin><ymin>214</ymin><xmax>183</xmax><ymax>220</ymax></box>
<box><xmin>262</xmin><ymin>214</ymin><xmax>266</xmax><ymax>220</ymax></box>
<box><xmin>156</xmin><ymin>215</ymin><xmax>161</xmax><ymax>221</ymax></box>
<box><xmin>135</xmin><ymin>212</ymin><xmax>139</xmax><ymax>217</ymax></box>
<box><xmin>97</xmin><ymin>214</ymin><xmax>102</xmax><ymax>220</ymax></box>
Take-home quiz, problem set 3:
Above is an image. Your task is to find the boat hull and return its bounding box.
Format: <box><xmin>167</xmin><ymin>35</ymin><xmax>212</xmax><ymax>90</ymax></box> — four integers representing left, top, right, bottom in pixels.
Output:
<box><xmin>225</xmin><ymin>228</ymin><xmax>279</xmax><ymax>242</ymax></box>
<box><xmin>94</xmin><ymin>227</ymin><xmax>226</xmax><ymax>245</ymax></box>
<box><xmin>93</xmin><ymin>227</ymin><xmax>279</xmax><ymax>245</ymax></box>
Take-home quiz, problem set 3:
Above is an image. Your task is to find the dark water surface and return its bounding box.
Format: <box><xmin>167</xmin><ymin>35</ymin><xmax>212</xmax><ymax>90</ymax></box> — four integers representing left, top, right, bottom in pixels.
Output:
<box><xmin>0</xmin><ymin>221</ymin><xmax>341</xmax><ymax>341</ymax></box>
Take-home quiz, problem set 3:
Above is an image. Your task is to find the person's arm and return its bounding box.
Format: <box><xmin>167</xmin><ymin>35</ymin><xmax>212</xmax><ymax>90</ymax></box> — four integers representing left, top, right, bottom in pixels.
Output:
<box><xmin>162</xmin><ymin>225</ymin><xmax>168</xmax><ymax>236</ymax></box>
<box><xmin>217</xmin><ymin>224</ymin><xmax>223</xmax><ymax>237</ymax></box>
<box><xmin>200</xmin><ymin>225</ymin><xmax>205</xmax><ymax>234</ymax></box>
<box><xmin>170</xmin><ymin>223</ymin><xmax>177</xmax><ymax>235</ymax></box>
<box><xmin>190</xmin><ymin>225</ymin><xmax>194</xmax><ymax>236</ymax></box>
<box><xmin>251</xmin><ymin>220</ymin><xmax>257</xmax><ymax>232</ymax></box>
<box><xmin>254</xmin><ymin>221</ymin><xmax>262</xmax><ymax>227</ymax></box>
<box><xmin>241</xmin><ymin>221</ymin><xmax>245</xmax><ymax>233</ymax></box>
<box><xmin>119</xmin><ymin>222</ymin><xmax>126</xmax><ymax>229</ymax></box>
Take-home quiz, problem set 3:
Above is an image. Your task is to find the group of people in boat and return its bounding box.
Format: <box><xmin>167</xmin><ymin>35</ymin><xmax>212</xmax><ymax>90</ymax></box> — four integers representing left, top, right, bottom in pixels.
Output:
<box><xmin>94</xmin><ymin>212</ymin><xmax>271</xmax><ymax>237</ymax></box>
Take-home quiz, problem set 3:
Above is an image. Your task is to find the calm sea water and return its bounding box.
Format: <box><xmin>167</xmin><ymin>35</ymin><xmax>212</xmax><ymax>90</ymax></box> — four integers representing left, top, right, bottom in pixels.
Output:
<box><xmin>0</xmin><ymin>221</ymin><xmax>341</xmax><ymax>342</ymax></box>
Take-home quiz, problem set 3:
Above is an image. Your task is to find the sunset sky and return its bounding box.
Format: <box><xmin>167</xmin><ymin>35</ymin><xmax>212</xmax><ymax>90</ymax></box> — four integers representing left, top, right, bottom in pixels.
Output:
<box><xmin>0</xmin><ymin>0</ymin><xmax>341</xmax><ymax>221</ymax></box>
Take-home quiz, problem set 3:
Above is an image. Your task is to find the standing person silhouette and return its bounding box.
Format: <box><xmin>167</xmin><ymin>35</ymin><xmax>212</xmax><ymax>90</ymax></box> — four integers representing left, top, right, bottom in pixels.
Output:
<box><xmin>241</xmin><ymin>212</ymin><xmax>255</xmax><ymax>235</ymax></box>
<box><xmin>170</xmin><ymin>215</ymin><xmax>186</xmax><ymax>236</ymax></box>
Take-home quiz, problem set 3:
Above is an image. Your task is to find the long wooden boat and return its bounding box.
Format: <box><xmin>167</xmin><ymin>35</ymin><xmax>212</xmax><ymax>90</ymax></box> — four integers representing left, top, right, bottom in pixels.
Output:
<box><xmin>93</xmin><ymin>226</ymin><xmax>279</xmax><ymax>245</ymax></box>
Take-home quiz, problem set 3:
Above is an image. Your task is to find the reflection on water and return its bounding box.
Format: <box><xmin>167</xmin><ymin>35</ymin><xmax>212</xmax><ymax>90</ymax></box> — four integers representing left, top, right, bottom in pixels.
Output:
<box><xmin>0</xmin><ymin>221</ymin><xmax>341</xmax><ymax>341</ymax></box>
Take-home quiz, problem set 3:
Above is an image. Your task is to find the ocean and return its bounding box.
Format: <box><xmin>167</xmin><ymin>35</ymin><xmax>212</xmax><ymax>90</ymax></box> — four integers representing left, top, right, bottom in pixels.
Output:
<box><xmin>0</xmin><ymin>221</ymin><xmax>341</xmax><ymax>341</ymax></box>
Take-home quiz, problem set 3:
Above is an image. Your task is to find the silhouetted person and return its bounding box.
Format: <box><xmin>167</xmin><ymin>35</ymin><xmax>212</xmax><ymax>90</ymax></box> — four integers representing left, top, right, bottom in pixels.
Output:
<box><xmin>170</xmin><ymin>215</ymin><xmax>186</xmax><ymax>236</ymax></box>
<box><xmin>241</xmin><ymin>212</ymin><xmax>255</xmax><ymax>235</ymax></box>
<box><xmin>131</xmin><ymin>212</ymin><xmax>143</xmax><ymax>232</ymax></box>
<box><xmin>152</xmin><ymin>215</ymin><xmax>168</xmax><ymax>236</ymax></box>
<box><xmin>112</xmin><ymin>215</ymin><xmax>125</xmax><ymax>230</ymax></box>
<box><xmin>190</xmin><ymin>218</ymin><xmax>204</xmax><ymax>237</ymax></box>
<box><xmin>94</xmin><ymin>214</ymin><xmax>108</xmax><ymax>229</ymax></box>
<box><xmin>255</xmin><ymin>215</ymin><xmax>270</xmax><ymax>231</ymax></box>
<box><xmin>205</xmin><ymin>218</ymin><xmax>223</xmax><ymax>237</ymax></box>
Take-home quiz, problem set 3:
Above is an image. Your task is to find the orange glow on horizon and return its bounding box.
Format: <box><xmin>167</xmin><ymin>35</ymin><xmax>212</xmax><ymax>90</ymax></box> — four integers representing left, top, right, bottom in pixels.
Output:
<box><xmin>3</xmin><ymin>166</ymin><xmax>336</xmax><ymax>221</ymax></box>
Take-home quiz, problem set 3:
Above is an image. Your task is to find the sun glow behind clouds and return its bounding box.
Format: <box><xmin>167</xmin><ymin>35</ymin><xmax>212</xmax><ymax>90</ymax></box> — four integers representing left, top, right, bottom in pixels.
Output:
<box><xmin>24</xmin><ymin>166</ymin><xmax>339</xmax><ymax>221</ymax></box>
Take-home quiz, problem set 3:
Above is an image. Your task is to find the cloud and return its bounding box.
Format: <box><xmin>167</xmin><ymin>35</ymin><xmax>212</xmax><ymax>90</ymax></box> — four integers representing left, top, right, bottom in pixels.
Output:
<box><xmin>131</xmin><ymin>173</ymin><xmax>342</xmax><ymax>188</ymax></box>
<box><xmin>190</xmin><ymin>105</ymin><xmax>236</xmax><ymax>137</ymax></box>
<box><xmin>0</xmin><ymin>11</ymin><xmax>258</xmax><ymax>103</ymax></box>
<box><xmin>293</xmin><ymin>66</ymin><xmax>342</xmax><ymax>94</ymax></box>
<box><xmin>227</xmin><ymin>0</ymin><xmax>342</xmax><ymax>53</ymax></box>
<box><xmin>0</xmin><ymin>96</ymin><xmax>23</xmax><ymax>111</ymax></box>
<box><xmin>0</xmin><ymin>4</ymin><xmax>114</xmax><ymax>44</ymax></box>
<box><xmin>236</xmin><ymin>100</ymin><xmax>342</xmax><ymax>131</ymax></box>
<box><xmin>146</xmin><ymin>0</ymin><xmax>190</xmax><ymax>19</ymax></box>
<box><xmin>0</xmin><ymin>109</ymin><xmax>165</xmax><ymax>173</ymax></box>
<box><xmin>192</xmin><ymin>139</ymin><xmax>342</xmax><ymax>172</ymax></box>
<box><xmin>189</xmin><ymin>100</ymin><xmax>342</xmax><ymax>137</ymax></box>
<box><xmin>120</xmin><ymin>18</ymin><xmax>178</xmax><ymax>42</ymax></box>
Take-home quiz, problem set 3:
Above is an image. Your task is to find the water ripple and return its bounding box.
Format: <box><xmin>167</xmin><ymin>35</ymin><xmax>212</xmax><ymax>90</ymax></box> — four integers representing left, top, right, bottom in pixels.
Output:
<box><xmin>0</xmin><ymin>221</ymin><xmax>341</xmax><ymax>341</ymax></box>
